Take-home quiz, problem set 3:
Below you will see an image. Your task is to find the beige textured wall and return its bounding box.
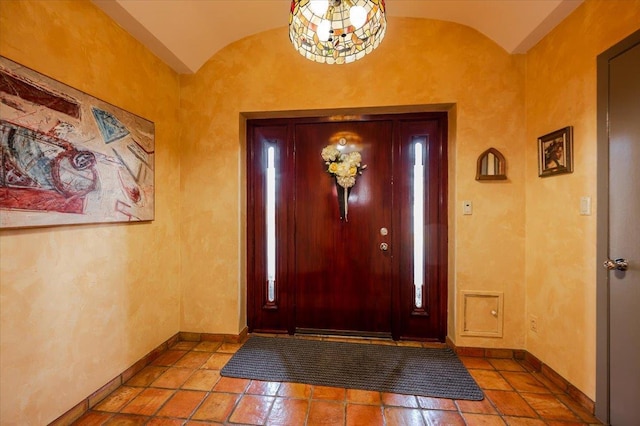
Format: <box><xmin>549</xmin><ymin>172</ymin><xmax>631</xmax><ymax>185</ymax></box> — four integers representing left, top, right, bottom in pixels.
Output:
<box><xmin>179</xmin><ymin>18</ymin><xmax>527</xmax><ymax>348</ymax></box>
<box><xmin>524</xmin><ymin>0</ymin><xmax>640</xmax><ymax>400</ymax></box>
<box><xmin>0</xmin><ymin>1</ymin><xmax>181</xmax><ymax>424</ymax></box>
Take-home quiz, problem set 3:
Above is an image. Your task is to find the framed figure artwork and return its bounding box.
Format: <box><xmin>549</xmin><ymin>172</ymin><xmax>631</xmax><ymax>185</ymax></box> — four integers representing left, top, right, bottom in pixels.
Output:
<box><xmin>538</xmin><ymin>126</ymin><xmax>573</xmax><ymax>177</ymax></box>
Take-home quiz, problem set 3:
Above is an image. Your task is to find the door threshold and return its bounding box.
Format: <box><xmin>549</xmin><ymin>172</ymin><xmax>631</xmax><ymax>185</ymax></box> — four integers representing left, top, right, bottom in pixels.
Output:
<box><xmin>295</xmin><ymin>328</ymin><xmax>394</xmax><ymax>341</ymax></box>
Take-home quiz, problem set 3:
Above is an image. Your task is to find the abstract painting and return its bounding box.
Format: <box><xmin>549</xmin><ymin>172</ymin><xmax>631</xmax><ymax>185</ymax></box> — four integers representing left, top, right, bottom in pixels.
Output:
<box><xmin>0</xmin><ymin>56</ymin><xmax>154</xmax><ymax>228</ymax></box>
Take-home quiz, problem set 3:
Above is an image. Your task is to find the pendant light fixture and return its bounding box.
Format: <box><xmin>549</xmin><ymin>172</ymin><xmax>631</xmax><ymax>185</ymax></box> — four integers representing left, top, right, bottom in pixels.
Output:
<box><xmin>289</xmin><ymin>0</ymin><xmax>387</xmax><ymax>64</ymax></box>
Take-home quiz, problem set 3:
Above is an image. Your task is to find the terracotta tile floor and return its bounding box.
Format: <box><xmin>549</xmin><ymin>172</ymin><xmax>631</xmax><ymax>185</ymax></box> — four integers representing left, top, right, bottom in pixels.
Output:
<box><xmin>73</xmin><ymin>336</ymin><xmax>602</xmax><ymax>426</ymax></box>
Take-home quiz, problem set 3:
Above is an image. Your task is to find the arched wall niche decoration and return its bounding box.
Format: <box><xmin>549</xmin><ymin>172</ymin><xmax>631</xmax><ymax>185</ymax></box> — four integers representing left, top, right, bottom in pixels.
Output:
<box><xmin>476</xmin><ymin>148</ymin><xmax>507</xmax><ymax>181</ymax></box>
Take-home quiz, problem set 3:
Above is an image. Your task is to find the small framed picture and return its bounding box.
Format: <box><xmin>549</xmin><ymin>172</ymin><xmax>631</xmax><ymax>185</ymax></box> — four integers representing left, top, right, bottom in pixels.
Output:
<box><xmin>538</xmin><ymin>126</ymin><xmax>573</xmax><ymax>177</ymax></box>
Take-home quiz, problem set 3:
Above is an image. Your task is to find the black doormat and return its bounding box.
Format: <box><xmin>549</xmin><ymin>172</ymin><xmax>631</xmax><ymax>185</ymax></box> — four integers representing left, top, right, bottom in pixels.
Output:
<box><xmin>221</xmin><ymin>336</ymin><xmax>484</xmax><ymax>401</ymax></box>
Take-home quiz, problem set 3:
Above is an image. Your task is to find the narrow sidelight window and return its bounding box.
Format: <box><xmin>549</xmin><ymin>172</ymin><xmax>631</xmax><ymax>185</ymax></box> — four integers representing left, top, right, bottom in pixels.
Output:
<box><xmin>413</xmin><ymin>140</ymin><xmax>425</xmax><ymax>309</ymax></box>
<box><xmin>266</xmin><ymin>146</ymin><xmax>276</xmax><ymax>303</ymax></box>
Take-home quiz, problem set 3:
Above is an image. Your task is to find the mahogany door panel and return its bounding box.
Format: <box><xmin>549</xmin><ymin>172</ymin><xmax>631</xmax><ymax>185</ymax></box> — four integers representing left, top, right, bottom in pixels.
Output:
<box><xmin>246</xmin><ymin>124</ymin><xmax>292</xmax><ymax>333</ymax></box>
<box><xmin>294</xmin><ymin>121</ymin><xmax>393</xmax><ymax>334</ymax></box>
<box><xmin>393</xmin><ymin>118</ymin><xmax>448</xmax><ymax>341</ymax></box>
<box><xmin>247</xmin><ymin>113</ymin><xmax>448</xmax><ymax>340</ymax></box>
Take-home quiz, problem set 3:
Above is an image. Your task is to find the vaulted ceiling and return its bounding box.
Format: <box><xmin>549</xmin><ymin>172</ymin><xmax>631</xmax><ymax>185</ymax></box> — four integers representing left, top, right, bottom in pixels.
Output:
<box><xmin>93</xmin><ymin>0</ymin><xmax>583</xmax><ymax>74</ymax></box>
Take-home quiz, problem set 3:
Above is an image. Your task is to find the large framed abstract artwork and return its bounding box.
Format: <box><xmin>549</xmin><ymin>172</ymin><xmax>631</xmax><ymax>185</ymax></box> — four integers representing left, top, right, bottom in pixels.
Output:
<box><xmin>0</xmin><ymin>56</ymin><xmax>155</xmax><ymax>228</ymax></box>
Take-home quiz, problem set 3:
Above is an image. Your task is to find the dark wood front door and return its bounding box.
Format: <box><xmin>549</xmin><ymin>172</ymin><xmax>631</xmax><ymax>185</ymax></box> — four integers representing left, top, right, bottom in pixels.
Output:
<box><xmin>294</xmin><ymin>121</ymin><xmax>393</xmax><ymax>335</ymax></box>
<box><xmin>247</xmin><ymin>112</ymin><xmax>448</xmax><ymax>341</ymax></box>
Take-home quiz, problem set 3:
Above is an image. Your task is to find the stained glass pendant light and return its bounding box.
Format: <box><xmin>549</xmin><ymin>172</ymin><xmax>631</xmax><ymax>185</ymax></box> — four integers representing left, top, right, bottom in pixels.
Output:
<box><xmin>289</xmin><ymin>0</ymin><xmax>387</xmax><ymax>64</ymax></box>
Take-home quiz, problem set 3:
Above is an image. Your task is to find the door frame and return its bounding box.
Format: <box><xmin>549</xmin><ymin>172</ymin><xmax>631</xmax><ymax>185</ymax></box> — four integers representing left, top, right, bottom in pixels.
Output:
<box><xmin>245</xmin><ymin>109</ymin><xmax>450</xmax><ymax>341</ymax></box>
<box><xmin>595</xmin><ymin>28</ymin><xmax>640</xmax><ymax>423</ymax></box>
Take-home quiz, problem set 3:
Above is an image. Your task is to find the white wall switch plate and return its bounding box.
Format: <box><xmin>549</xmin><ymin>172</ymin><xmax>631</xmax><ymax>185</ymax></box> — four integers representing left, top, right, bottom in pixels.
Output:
<box><xmin>463</xmin><ymin>200</ymin><xmax>473</xmax><ymax>215</ymax></box>
<box><xmin>580</xmin><ymin>196</ymin><xmax>591</xmax><ymax>215</ymax></box>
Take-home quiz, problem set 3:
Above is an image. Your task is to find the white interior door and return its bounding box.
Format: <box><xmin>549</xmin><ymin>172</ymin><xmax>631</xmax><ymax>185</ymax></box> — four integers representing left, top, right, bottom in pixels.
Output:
<box><xmin>597</xmin><ymin>33</ymin><xmax>640</xmax><ymax>425</ymax></box>
<box><xmin>608</xmin><ymin>40</ymin><xmax>640</xmax><ymax>426</ymax></box>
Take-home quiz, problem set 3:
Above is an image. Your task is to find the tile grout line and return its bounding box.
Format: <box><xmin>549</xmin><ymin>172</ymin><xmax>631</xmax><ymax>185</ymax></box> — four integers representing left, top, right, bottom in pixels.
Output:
<box><xmin>494</xmin><ymin>360</ymin><xmax>590</xmax><ymax>424</ymax></box>
<box><xmin>73</xmin><ymin>335</ymin><xmax>601</xmax><ymax>425</ymax></box>
<box><xmin>492</xmin><ymin>363</ymin><xmax>547</xmax><ymax>423</ymax></box>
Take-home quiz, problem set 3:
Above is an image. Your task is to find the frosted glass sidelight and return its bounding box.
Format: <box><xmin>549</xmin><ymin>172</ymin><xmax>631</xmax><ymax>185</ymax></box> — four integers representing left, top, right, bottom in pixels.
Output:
<box><xmin>413</xmin><ymin>141</ymin><xmax>425</xmax><ymax>309</ymax></box>
<box><xmin>266</xmin><ymin>146</ymin><xmax>276</xmax><ymax>303</ymax></box>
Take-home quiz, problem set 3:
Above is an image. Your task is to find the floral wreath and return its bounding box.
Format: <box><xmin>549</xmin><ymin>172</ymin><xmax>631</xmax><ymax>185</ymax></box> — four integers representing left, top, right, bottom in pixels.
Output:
<box><xmin>321</xmin><ymin>144</ymin><xmax>366</xmax><ymax>221</ymax></box>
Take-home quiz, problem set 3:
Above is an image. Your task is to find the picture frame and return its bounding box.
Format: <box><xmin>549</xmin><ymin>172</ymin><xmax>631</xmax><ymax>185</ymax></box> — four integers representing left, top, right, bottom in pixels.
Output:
<box><xmin>538</xmin><ymin>126</ymin><xmax>573</xmax><ymax>177</ymax></box>
<box><xmin>0</xmin><ymin>56</ymin><xmax>155</xmax><ymax>229</ymax></box>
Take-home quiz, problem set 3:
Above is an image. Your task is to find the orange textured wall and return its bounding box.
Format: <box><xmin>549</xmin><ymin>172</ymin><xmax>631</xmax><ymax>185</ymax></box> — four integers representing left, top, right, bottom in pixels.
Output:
<box><xmin>524</xmin><ymin>0</ymin><xmax>640</xmax><ymax>400</ymax></box>
<box><xmin>3</xmin><ymin>1</ymin><xmax>636</xmax><ymax>422</ymax></box>
<box><xmin>0</xmin><ymin>1</ymin><xmax>181</xmax><ymax>424</ymax></box>
<box><xmin>179</xmin><ymin>18</ymin><xmax>527</xmax><ymax>348</ymax></box>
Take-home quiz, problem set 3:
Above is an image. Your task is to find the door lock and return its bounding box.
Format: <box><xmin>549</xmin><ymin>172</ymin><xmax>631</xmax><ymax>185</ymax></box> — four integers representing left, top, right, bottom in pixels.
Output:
<box><xmin>380</xmin><ymin>242</ymin><xmax>389</xmax><ymax>251</ymax></box>
<box><xmin>603</xmin><ymin>258</ymin><xmax>629</xmax><ymax>271</ymax></box>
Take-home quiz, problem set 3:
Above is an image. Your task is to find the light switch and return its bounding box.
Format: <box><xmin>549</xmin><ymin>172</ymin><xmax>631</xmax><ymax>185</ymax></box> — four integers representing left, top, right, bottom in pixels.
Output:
<box><xmin>463</xmin><ymin>200</ymin><xmax>473</xmax><ymax>215</ymax></box>
<box><xmin>580</xmin><ymin>196</ymin><xmax>591</xmax><ymax>215</ymax></box>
